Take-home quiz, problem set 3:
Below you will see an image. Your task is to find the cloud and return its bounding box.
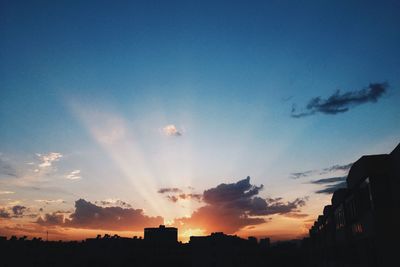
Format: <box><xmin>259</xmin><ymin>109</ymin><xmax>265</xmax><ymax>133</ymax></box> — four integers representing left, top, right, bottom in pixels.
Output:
<box><xmin>158</xmin><ymin>187</ymin><xmax>202</xmax><ymax>202</ymax></box>
<box><xmin>0</xmin><ymin>191</ymin><xmax>15</xmax><ymax>195</ymax></box>
<box><xmin>36</xmin><ymin>212</ymin><xmax>65</xmax><ymax>226</ymax></box>
<box><xmin>290</xmin><ymin>162</ymin><xmax>352</xmax><ymax>179</ymax></box>
<box><xmin>321</xmin><ymin>163</ymin><xmax>352</xmax><ymax>173</ymax></box>
<box><xmin>291</xmin><ymin>163</ymin><xmax>350</xmax><ymax>194</ymax></box>
<box><xmin>255</xmin><ymin>197</ymin><xmax>308</xmax><ymax>216</ymax></box>
<box><xmin>37</xmin><ymin>199</ymin><xmax>163</xmax><ymax>231</ymax></box>
<box><xmin>310</xmin><ymin>176</ymin><xmax>347</xmax><ymax>184</ymax></box>
<box><xmin>0</xmin><ymin>208</ymin><xmax>10</xmax><ymax>218</ymax></box>
<box><xmin>12</xmin><ymin>205</ymin><xmax>27</xmax><ymax>217</ymax></box>
<box><xmin>290</xmin><ymin>170</ymin><xmax>314</xmax><ymax>179</ymax></box>
<box><xmin>166</xmin><ymin>193</ymin><xmax>202</xmax><ymax>203</ymax></box>
<box><xmin>291</xmin><ymin>82</ymin><xmax>388</xmax><ymax>118</ymax></box>
<box><xmin>66</xmin><ymin>170</ymin><xmax>81</xmax><ymax>180</ymax></box>
<box><xmin>158</xmin><ymin>187</ymin><xmax>183</xmax><ymax>194</ymax></box>
<box><xmin>94</xmin><ymin>199</ymin><xmax>132</xmax><ymax>208</ymax></box>
<box><xmin>162</xmin><ymin>124</ymin><xmax>182</xmax><ymax>136</ymax></box>
<box><xmin>202</xmin><ymin>177</ymin><xmax>263</xmax><ymax>205</ymax></box>
<box><xmin>174</xmin><ymin>177</ymin><xmax>308</xmax><ymax>234</ymax></box>
<box><xmin>309</xmin><ymin>176</ymin><xmax>348</xmax><ymax>194</ymax></box>
<box><xmin>35</xmin><ymin>199</ymin><xmax>66</xmax><ymax>205</ymax></box>
<box><xmin>36</xmin><ymin>152</ymin><xmax>63</xmax><ymax>168</ymax></box>
<box><xmin>315</xmin><ymin>181</ymin><xmax>347</xmax><ymax>194</ymax></box>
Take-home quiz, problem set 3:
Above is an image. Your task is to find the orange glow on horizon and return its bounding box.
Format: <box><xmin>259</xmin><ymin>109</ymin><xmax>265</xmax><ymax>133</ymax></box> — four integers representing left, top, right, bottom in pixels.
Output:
<box><xmin>0</xmin><ymin>216</ymin><xmax>312</xmax><ymax>243</ymax></box>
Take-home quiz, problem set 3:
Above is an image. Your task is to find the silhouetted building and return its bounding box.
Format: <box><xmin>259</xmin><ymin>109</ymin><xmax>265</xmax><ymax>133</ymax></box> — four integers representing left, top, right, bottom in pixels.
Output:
<box><xmin>189</xmin><ymin>232</ymin><xmax>270</xmax><ymax>267</ymax></box>
<box><xmin>144</xmin><ymin>225</ymin><xmax>178</xmax><ymax>244</ymax></box>
<box><xmin>305</xmin><ymin>142</ymin><xmax>400</xmax><ymax>267</ymax></box>
<box><xmin>248</xmin><ymin>236</ymin><xmax>258</xmax><ymax>245</ymax></box>
<box><xmin>259</xmin><ymin>237</ymin><xmax>270</xmax><ymax>249</ymax></box>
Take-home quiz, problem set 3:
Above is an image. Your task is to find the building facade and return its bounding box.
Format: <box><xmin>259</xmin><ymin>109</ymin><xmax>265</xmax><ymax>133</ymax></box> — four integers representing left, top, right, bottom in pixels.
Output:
<box><xmin>304</xmin><ymin>143</ymin><xmax>400</xmax><ymax>267</ymax></box>
<box><xmin>144</xmin><ymin>225</ymin><xmax>178</xmax><ymax>244</ymax></box>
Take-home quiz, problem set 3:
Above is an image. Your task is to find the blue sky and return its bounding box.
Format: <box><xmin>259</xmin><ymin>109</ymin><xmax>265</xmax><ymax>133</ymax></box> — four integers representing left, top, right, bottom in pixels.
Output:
<box><xmin>1</xmin><ymin>0</ymin><xmax>399</xmax><ymax>240</ymax></box>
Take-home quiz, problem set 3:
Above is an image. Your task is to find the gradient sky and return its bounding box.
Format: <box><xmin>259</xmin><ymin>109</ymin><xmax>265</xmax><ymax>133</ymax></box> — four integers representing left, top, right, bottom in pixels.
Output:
<box><xmin>1</xmin><ymin>0</ymin><xmax>399</xmax><ymax>242</ymax></box>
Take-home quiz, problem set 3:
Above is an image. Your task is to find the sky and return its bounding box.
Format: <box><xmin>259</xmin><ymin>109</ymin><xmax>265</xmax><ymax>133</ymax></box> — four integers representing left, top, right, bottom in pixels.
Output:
<box><xmin>1</xmin><ymin>0</ymin><xmax>399</xmax><ymax>242</ymax></box>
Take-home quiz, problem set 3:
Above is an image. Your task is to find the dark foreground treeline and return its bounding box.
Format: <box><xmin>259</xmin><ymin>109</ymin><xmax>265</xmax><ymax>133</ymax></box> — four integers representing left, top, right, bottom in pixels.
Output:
<box><xmin>0</xmin><ymin>236</ymin><xmax>307</xmax><ymax>267</ymax></box>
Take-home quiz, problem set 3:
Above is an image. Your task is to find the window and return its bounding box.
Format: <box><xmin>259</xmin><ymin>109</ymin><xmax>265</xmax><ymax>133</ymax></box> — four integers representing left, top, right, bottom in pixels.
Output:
<box><xmin>352</xmin><ymin>223</ymin><xmax>363</xmax><ymax>235</ymax></box>
<box><xmin>335</xmin><ymin>205</ymin><xmax>345</xmax><ymax>230</ymax></box>
<box><xmin>346</xmin><ymin>196</ymin><xmax>357</xmax><ymax>220</ymax></box>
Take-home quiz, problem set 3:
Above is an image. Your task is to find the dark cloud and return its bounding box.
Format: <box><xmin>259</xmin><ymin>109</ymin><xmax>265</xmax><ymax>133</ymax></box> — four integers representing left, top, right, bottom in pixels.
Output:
<box><xmin>174</xmin><ymin>177</ymin><xmax>308</xmax><ymax>233</ymax></box>
<box><xmin>291</xmin><ymin>163</ymin><xmax>350</xmax><ymax>195</ymax></box>
<box><xmin>311</xmin><ymin>176</ymin><xmax>347</xmax><ymax>194</ymax></box>
<box><xmin>37</xmin><ymin>212</ymin><xmax>65</xmax><ymax>226</ymax></box>
<box><xmin>159</xmin><ymin>187</ymin><xmax>202</xmax><ymax>203</ymax></box>
<box><xmin>290</xmin><ymin>162</ymin><xmax>352</xmax><ymax>179</ymax></box>
<box><xmin>291</xmin><ymin>82</ymin><xmax>388</xmax><ymax>118</ymax></box>
<box><xmin>12</xmin><ymin>205</ymin><xmax>27</xmax><ymax>217</ymax></box>
<box><xmin>0</xmin><ymin>206</ymin><xmax>38</xmax><ymax>219</ymax></box>
<box><xmin>166</xmin><ymin>195</ymin><xmax>179</xmax><ymax>203</ymax></box>
<box><xmin>290</xmin><ymin>170</ymin><xmax>314</xmax><ymax>179</ymax></box>
<box><xmin>310</xmin><ymin>176</ymin><xmax>347</xmax><ymax>184</ymax></box>
<box><xmin>95</xmin><ymin>199</ymin><xmax>132</xmax><ymax>208</ymax></box>
<box><xmin>166</xmin><ymin>193</ymin><xmax>202</xmax><ymax>203</ymax></box>
<box><xmin>254</xmin><ymin>197</ymin><xmax>308</xmax><ymax>216</ymax></box>
<box><xmin>321</xmin><ymin>163</ymin><xmax>352</xmax><ymax>173</ymax></box>
<box><xmin>315</xmin><ymin>181</ymin><xmax>347</xmax><ymax>194</ymax></box>
<box><xmin>37</xmin><ymin>199</ymin><xmax>163</xmax><ymax>231</ymax></box>
<box><xmin>158</xmin><ymin>188</ymin><xmax>183</xmax><ymax>194</ymax></box>
<box><xmin>203</xmin><ymin>177</ymin><xmax>263</xmax><ymax>204</ymax></box>
<box><xmin>0</xmin><ymin>208</ymin><xmax>11</xmax><ymax>218</ymax></box>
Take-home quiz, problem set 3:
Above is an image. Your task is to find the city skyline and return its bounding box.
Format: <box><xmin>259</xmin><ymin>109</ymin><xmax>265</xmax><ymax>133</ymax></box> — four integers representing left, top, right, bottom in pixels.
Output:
<box><xmin>1</xmin><ymin>0</ymin><xmax>400</xmax><ymax>242</ymax></box>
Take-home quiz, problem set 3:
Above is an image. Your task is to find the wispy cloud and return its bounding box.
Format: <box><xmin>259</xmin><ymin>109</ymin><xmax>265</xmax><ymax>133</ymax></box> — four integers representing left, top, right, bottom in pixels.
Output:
<box><xmin>158</xmin><ymin>187</ymin><xmax>202</xmax><ymax>203</ymax></box>
<box><xmin>310</xmin><ymin>176</ymin><xmax>347</xmax><ymax>184</ymax></box>
<box><xmin>291</xmin><ymin>82</ymin><xmax>388</xmax><ymax>118</ymax></box>
<box><xmin>166</xmin><ymin>193</ymin><xmax>202</xmax><ymax>203</ymax></box>
<box><xmin>321</xmin><ymin>163</ymin><xmax>353</xmax><ymax>173</ymax></box>
<box><xmin>35</xmin><ymin>199</ymin><xmax>66</xmax><ymax>205</ymax></box>
<box><xmin>290</xmin><ymin>170</ymin><xmax>314</xmax><ymax>179</ymax></box>
<box><xmin>315</xmin><ymin>181</ymin><xmax>347</xmax><ymax>194</ymax></box>
<box><xmin>94</xmin><ymin>198</ymin><xmax>132</xmax><ymax>208</ymax></box>
<box><xmin>290</xmin><ymin>162</ymin><xmax>352</xmax><ymax>179</ymax></box>
<box><xmin>158</xmin><ymin>187</ymin><xmax>183</xmax><ymax>194</ymax></box>
<box><xmin>37</xmin><ymin>152</ymin><xmax>63</xmax><ymax>168</ymax></box>
<box><xmin>65</xmin><ymin>170</ymin><xmax>81</xmax><ymax>180</ymax></box>
<box><xmin>309</xmin><ymin>176</ymin><xmax>347</xmax><ymax>194</ymax></box>
<box><xmin>162</xmin><ymin>124</ymin><xmax>182</xmax><ymax>136</ymax></box>
<box><xmin>0</xmin><ymin>191</ymin><xmax>15</xmax><ymax>195</ymax></box>
<box><xmin>291</xmin><ymin>163</ymin><xmax>352</xmax><ymax>195</ymax></box>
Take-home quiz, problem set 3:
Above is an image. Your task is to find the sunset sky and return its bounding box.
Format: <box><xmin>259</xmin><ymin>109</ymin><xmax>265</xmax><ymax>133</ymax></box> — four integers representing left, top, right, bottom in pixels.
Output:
<box><xmin>1</xmin><ymin>0</ymin><xmax>399</xmax><ymax>242</ymax></box>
